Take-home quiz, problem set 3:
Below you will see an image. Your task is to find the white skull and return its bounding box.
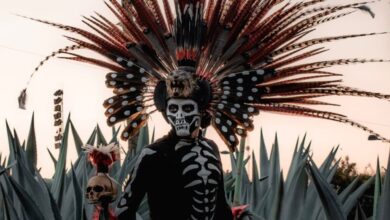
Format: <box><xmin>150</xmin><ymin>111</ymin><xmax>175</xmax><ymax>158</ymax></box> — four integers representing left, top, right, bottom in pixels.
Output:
<box><xmin>166</xmin><ymin>98</ymin><xmax>201</xmax><ymax>137</ymax></box>
<box><xmin>85</xmin><ymin>173</ymin><xmax>118</xmax><ymax>204</ymax></box>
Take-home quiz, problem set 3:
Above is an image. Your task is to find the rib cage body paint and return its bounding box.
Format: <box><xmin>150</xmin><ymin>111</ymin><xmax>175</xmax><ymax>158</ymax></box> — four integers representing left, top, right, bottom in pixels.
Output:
<box><xmin>175</xmin><ymin>139</ymin><xmax>222</xmax><ymax>220</ymax></box>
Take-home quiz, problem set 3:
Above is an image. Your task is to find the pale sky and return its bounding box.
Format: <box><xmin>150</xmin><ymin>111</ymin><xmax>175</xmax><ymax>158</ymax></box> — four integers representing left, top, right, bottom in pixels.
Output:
<box><xmin>0</xmin><ymin>0</ymin><xmax>390</xmax><ymax>178</ymax></box>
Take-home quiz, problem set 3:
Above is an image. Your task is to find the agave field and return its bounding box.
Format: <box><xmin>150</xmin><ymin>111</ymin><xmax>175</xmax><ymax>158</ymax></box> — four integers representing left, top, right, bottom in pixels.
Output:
<box><xmin>0</xmin><ymin>115</ymin><xmax>389</xmax><ymax>220</ymax></box>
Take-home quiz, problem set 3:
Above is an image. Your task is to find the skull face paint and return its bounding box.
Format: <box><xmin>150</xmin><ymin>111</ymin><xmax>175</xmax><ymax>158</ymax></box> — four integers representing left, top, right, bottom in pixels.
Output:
<box><xmin>166</xmin><ymin>98</ymin><xmax>201</xmax><ymax>137</ymax></box>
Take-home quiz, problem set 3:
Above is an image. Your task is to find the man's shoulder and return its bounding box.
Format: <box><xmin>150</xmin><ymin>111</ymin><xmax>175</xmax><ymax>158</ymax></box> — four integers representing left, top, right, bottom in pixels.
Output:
<box><xmin>143</xmin><ymin>134</ymin><xmax>173</xmax><ymax>151</ymax></box>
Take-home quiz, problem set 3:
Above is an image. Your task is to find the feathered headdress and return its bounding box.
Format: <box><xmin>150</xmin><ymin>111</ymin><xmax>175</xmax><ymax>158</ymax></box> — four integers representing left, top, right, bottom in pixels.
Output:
<box><xmin>20</xmin><ymin>0</ymin><xmax>390</xmax><ymax>151</ymax></box>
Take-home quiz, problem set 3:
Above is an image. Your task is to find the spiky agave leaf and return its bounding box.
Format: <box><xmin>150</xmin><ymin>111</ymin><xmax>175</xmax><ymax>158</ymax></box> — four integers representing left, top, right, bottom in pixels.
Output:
<box><xmin>376</xmin><ymin>151</ymin><xmax>390</xmax><ymax>220</ymax></box>
<box><xmin>233</xmin><ymin>137</ymin><xmax>246</xmax><ymax>206</ymax></box>
<box><xmin>51</xmin><ymin>114</ymin><xmax>71</xmax><ymax>207</ymax></box>
<box><xmin>61</xmin><ymin>165</ymin><xmax>83</xmax><ymax>220</ymax></box>
<box><xmin>373</xmin><ymin>158</ymin><xmax>381</xmax><ymax>220</ymax></box>
<box><xmin>70</xmin><ymin>119</ymin><xmax>84</xmax><ymax>156</ymax></box>
<box><xmin>25</xmin><ymin>113</ymin><xmax>37</xmax><ymax>173</ymax></box>
<box><xmin>307</xmin><ymin>158</ymin><xmax>347</xmax><ymax>220</ymax></box>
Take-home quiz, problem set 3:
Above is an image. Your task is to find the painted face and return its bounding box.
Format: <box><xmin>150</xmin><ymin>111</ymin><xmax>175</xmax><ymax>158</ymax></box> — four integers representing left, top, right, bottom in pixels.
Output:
<box><xmin>166</xmin><ymin>98</ymin><xmax>201</xmax><ymax>137</ymax></box>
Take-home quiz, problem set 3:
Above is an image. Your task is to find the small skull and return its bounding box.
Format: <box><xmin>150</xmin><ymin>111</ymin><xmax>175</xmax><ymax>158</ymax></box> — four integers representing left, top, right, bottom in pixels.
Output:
<box><xmin>86</xmin><ymin>174</ymin><xmax>118</xmax><ymax>204</ymax></box>
<box><xmin>166</xmin><ymin>98</ymin><xmax>201</xmax><ymax>137</ymax></box>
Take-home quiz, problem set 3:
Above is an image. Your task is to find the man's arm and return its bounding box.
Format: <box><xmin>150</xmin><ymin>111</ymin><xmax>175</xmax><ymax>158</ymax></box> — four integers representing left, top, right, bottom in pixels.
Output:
<box><xmin>116</xmin><ymin>148</ymin><xmax>156</xmax><ymax>220</ymax></box>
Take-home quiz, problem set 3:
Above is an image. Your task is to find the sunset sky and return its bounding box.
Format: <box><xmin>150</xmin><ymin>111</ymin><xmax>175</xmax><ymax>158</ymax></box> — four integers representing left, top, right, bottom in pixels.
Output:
<box><xmin>0</xmin><ymin>0</ymin><xmax>390</xmax><ymax>177</ymax></box>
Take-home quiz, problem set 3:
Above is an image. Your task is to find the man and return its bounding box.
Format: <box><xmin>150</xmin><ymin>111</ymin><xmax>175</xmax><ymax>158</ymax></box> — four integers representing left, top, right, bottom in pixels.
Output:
<box><xmin>116</xmin><ymin>70</ymin><xmax>234</xmax><ymax>220</ymax></box>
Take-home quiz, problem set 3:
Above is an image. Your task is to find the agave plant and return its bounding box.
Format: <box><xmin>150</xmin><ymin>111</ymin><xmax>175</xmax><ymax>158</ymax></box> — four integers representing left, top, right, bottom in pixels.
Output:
<box><xmin>0</xmin><ymin>115</ymin><xmax>389</xmax><ymax>220</ymax></box>
<box><xmin>225</xmin><ymin>130</ymin><xmax>390</xmax><ymax>220</ymax></box>
<box><xmin>0</xmin><ymin>115</ymin><xmax>153</xmax><ymax>220</ymax></box>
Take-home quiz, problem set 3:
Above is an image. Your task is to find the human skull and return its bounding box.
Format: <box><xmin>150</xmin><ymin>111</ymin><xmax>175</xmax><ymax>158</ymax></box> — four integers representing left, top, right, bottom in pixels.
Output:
<box><xmin>86</xmin><ymin>174</ymin><xmax>118</xmax><ymax>204</ymax></box>
<box><xmin>166</xmin><ymin>98</ymin><xmax>201</xmax><ymax>137</ymax></box>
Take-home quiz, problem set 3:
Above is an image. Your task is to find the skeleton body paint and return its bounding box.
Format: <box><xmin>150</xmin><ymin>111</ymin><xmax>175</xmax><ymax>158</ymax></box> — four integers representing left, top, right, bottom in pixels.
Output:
<box><xmin>116</xmin><ymin>134</ymin><xmax>233</xmax><ymax>220</ymax></box>
<box><xmin>175</xmin><ymin>139</ymin><xmax>222</xmax><ymax>220</ymax></box>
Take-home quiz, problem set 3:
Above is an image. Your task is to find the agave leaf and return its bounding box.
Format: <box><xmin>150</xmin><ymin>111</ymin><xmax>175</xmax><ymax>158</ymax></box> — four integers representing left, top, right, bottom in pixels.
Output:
<box><xmin>86</xmin><ymin>128</ymin><xmax>97</xmax><ymax>145</ymax></box>
<box><xmin>96</xmin><ymin>124</ymin><xmax>107</xmax><ymax>146</ymax></box>
<box><xmin>47</xmin><ymin>148</ymin><xmax>58</xmax><ymax>169</ymax></box>
<box><xmin>269</xmin><ymin>172</ymin><xmax>283</xmax><ymax>220</ymax></box>
<box><xmin>301</xmin><ymin>147</ymin><xmax>339</xmax><ymax>220</ymax></box>
<box><xmin>5</xmin><ymin>121</ymin><xmax>15</xmax><ymax>166</ymax></box>
<box><xmin>151</xmin><ymin>126</ymin><xmax>155</xmax><ymax>143</ymax></box>
<box><xmin>26</xmin><ymin>113</ymin><xmax>37</xmax><ymax>172</ymax></box>
<box><xmin>354</xmin><ymin>203</ymin><xmax>367</xmax><ymax>220</ymax></box>
<box><xmin>269</xmin><ymin>133</ymin><xmax>281</xmax><ymax>188</ymax></box>
<box><xmin>33</xmin><ymin>168</ymin><xmax>62</xmax><ymax>220</ymax></box>
<box><xmin>259</xmin><ymin>129</ymin><xmax>269</xmax><ymax>179</ymax></box>
<box><xmin>51</xmin><ymin>115</ymin><xmax>71</xmax><ymax>207</ymax></box>
<box><xmin>0</xmin><ymin>162</ymin><xmax>16</xmax><ymax>176</ymax></box>
<box><xmin>339</xmin><ymin>177</ymin><xmax>361</xmax><ymax>203</ymax></box>
<box><xmin>372</xmin><ymin>158</ymin><xmax>381</xmax><ymax>220</ymax></box>
<box><xmin>12</xmin><ymin>130</ymin><xmax>23</xmax><ymax>157</ymax></box>
<box><xmin>307</xmin><ymin>159</ymin><xmax>346</xmax><ymax>220</ymax></box>
<box><xmin>280</xmin><ymin>159</ymin><xmax>308</xmax><ymax>220</ymax></box>
<box><xmin>8</xmin><ymin>176</ymin><xmax>45</xmax><ymax>219</ymax></box>
<box><xmin>253</xmin><ymin>188</ymin><xmax>271</xmax><ymax>215</ymax></box>
<box><xmin>224</xmin><ymin>172</ymin><xmax>235</xmax><ymax>195</ymax></box>
<box><xmin>7</xmin><ymin>145</ymin><xmax>55</xmax><ymax>220</ymax></box>
<box><xmin>61</xmin><ymin>165</ymin><xmax>83</xmax><ymax>220</ymax></box>
<box><xmin>377</xmin><ymin>150</ymin><xmax>390</xmax><ymax>220</ymax></box>
<box><xmin>109</xmin><ymin>126</ymin><xmax>121</xmax><ymax>144</ymax></box>
<box><xmin>136</xmin><ymin>124</ymin><xmax>149</xmax><ymax>152</ymax></box>
<box><xmin>327</xmin><ymin>158</ymin><xmax>340</xmax><ymax>183</ymax></box>
<box><xmin>0</xmin><ymin>184</ymin><xmax>19</xmax><ymax>220</ymax></box>
<box><xmin>1</xmin><ymin>158</ymin><xmax>6</xmax><ymax>169</ymax></box>
<box><xmin>72</xmin><ymin>153</ymin><xmax>90</xmax><ymax>192</ymax></box>
<box><xmin>136</xmin><ymin>212</ymin><xmax>145</xmax><ymax>220</ymax></box>
<box><xmin>70</xmin><ymin>120</ymin><xmax>84</xmax><ymax>156</ymax></box>
<box><xmin>233</xmin><ymin>137</ymin><xmax>246</xmax><ymax>206</ymax></box>
<box><xmin>265</xmin><ymin>133</ymin><xmax>281</xmax><ymax>218</ymax></box>
<box><xmin>342</xmin><ymin>176</ymin><xmax>374</xmax><ymax>215</ymax></box>
<box><xmin>284</xmin><ymin>136</ymin><xmax>301</xmax><ymax>190</ymax></box>
<box><xmin>320</xmin><ymin>146</ymin><xmax>339</xmax><ymax>177</ymax></box>
<box><xmin>230</xmin><ymin>153</ymin><xmax>237</xmax><ymax>178</ymax></box>
<box><xmin>138</xmin><ymin>197</ymin><xmax>150</xmax><ymax>217</ymax></box>
<box><xmin>250</xmin><ymin>151</ymin><xmax>261</xmax><ymax>209</ymax></box>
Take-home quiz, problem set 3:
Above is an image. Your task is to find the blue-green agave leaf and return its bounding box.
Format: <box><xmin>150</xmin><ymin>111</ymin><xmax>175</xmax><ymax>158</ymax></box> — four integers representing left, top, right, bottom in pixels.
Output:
<box><xmin>86</xmin><ymin>128</ymin><xmax>97</xmax><ymax>146</ymax></box>
<box><xmin>136</xmin><ymin>124</ymin><xmax>149</xmax><ymax>152</ymax></box>
<box><xmin>96</xmin><ymin>124</ymin><xmax>108</xmax><ymax>146</ymax></box>
<box><xmin>354</xmin><ymin>203</ymin><xmax>367</xmax><ymax>220</ymax></box>
<box><xmin>250</xmin><ymin>151</ymin><xmax>261</xmax><ymax>209</ymax></box>
<box><xmin>51</xmin><ymin>115</ymin><xmax>71</xmax><ymax>207</ymax></box>
<box><xmin>269</xmin><ymin>172</ymin><xmax>283</xmax><ymax>220</ymax></box>
<box><xmin>61</xmin><ymin>165</ymin><xmax>83</xmax><ymax>220</ymax></box>
<box><xmin>307</xmin><ymin>159</ymin><xmax>346</xmax><ymax>220</ymax></box>
<box><xmin>70</xmin><ymin>120</ymin><xmax>84</xmax><ymax>156</ymax></box>
<box><xmin>339</xmin><ymin>177</ymin><xmax>361</xmax><ymax>204</ymax></box>
<box><xmin>280</xmin><ymin>159</ymin><xmax>308</xmax><ymax>220</ymax></box>
<box><xmin>377</xmin><ymin>151</ymin><xmax>390</xmax><ymax>220</ymax></box>
<box><xmin>372</xmin><ymin>158</ymin><xmax>381</xmax><ymax>220</ymax></box>
<box><xmin>343</xmin><ymin>176</ymin><xmax>374</xmax><ymax>215</ymax></box>
<box><xmin>8</xmin><ymin>177</ymin><xmax>45</xmax><ymax>219</ymax></box>
<box><xmin>233</xmin><ymin>137</ymin><xmax>246</xmax><ymax>206</ymax></box>
<box><xmin>109</xmin><ymin>126</ymin><xmax>121</xmax><ymax>144</ymax></box>
<box><xmin>5</xmin><ymin>121</ymin><xmax>15</xmax><ymax>166</ymax></box>
<box><xmin>0</xmin><ymin>184</ymin><xmax>19</xmax><ymax>220</ymax></box>
<box><xmin>47</xmin><ymin>148</ymin><xmax>58</xmax><ymax>169</ymax></box>
<box><xmin>26</xmin><ymin>113</ymin><xmax>37</xmax><ymax>173</ymax></box>
<box><xmin>151</xmin><ymin>126</ymin><xmax>155</xmax><ymax>143</ymax></box>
